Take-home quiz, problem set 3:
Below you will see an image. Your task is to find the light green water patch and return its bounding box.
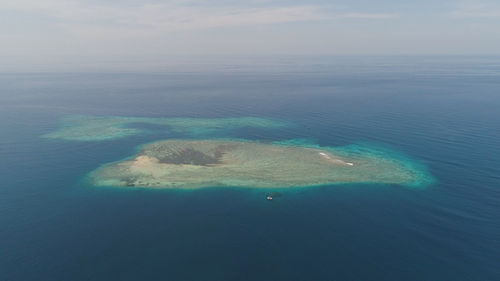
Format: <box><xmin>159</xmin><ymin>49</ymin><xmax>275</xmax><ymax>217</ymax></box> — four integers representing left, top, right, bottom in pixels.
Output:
<box><xmin>88</xmin><ymin>139</ymin><xmax>434</xmax><ymax>189</ymax></box>
<box><xmin>43</xmin><ymin>115</ymin><xmax>290</xmax><ymax>141</ymax></box>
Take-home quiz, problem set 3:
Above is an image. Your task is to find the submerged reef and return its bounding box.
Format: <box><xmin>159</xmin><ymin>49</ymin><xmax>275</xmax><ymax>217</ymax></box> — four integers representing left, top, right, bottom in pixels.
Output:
<box><xmin>89</xmin><ymin>139</ymin><xmax>434</xmax><ymax>189</ymax></box>
<box><xmin>45</xmin><ymin>115</ymin><xmax>434</xmax><ymax>189</ymax></box>
<box><xmin>43</xmin><ymin>115</ymin><xmax>290</xmax><ymax>141</ymax></box>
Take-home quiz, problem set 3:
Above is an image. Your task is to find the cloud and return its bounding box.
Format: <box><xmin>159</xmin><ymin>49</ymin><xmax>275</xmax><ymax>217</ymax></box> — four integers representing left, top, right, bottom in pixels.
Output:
<box><xmin>1</xmin><ymin>0</ymin><xmax>396</xmax><ymax>32</ymax></box>
<box><xmin>336</xmin><ymin>13</ymin><xmax>398</xmax><ymax>19</ymax></box>
<box><xmin>2</xmin><ymin>1</ymin><xmax>325</xmax><ymax>30</ymax></box>
<box><xmin>451</xmin><ymin>1</ymin><xmax>500</xmax><ymax>18</ymax></box>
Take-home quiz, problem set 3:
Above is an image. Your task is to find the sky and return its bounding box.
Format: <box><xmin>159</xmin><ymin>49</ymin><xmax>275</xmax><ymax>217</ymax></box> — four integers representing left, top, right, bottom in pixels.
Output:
<box><xmin>1</xmin><ymin>0</ymin><xmax>500</xmax><ymax>67</ymax></box>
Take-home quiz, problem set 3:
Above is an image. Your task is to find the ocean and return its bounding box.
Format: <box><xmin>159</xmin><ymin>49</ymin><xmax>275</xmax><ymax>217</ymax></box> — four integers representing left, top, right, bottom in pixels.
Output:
<box><xmin>1</xmin><ymin>56</ymin><xmax>499</xmax><ymax>280</ymax></box>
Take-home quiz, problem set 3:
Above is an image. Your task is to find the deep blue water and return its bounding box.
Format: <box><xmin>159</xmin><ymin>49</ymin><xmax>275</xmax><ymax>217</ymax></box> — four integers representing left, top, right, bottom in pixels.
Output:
<box><xmin>1</xmin><ymin>57</ymin><xmax>499</xmax><ymax>281</ymax></box>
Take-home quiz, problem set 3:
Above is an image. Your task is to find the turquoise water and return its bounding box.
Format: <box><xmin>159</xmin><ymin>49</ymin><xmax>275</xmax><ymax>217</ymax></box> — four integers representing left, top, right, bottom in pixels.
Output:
<box><xmin>1</xmin><ymin>57</ymin><xmax>499</xmax><ymax>280</ymax></box>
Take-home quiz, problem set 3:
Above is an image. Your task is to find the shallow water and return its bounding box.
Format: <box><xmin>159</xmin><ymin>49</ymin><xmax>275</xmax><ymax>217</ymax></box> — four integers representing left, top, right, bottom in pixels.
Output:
<box><xmin>1</xmin><ymin>56</ymin><xmax>499</xmax><ymax>281</ymax></box>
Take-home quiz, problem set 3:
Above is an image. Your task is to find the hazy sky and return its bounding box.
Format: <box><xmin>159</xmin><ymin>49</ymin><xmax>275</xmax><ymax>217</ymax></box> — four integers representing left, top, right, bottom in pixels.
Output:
<box><xmin>1</xmin><ymin>0</ymin><xmax>500</xmax><ymax>61</ymax></box>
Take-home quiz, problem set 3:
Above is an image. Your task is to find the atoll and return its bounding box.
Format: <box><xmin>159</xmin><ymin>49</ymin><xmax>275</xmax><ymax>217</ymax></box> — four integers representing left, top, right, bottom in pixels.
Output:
<box><xmin>89</xmin><ymin>139</ymin><xmax>433</xmax><ymax>188</ymax></box>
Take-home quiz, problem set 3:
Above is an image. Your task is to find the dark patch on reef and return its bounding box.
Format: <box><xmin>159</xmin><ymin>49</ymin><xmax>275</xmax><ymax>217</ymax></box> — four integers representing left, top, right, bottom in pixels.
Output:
<box><xmin>124</xmin><ymin>176</ymin><xmax>154</xmax><ymax>187</ymax></box>
<box><xmin>140</xmin><ymin>144</ymin><xmax>237</xmax><ymax>166</ymax></box>
<box><xmin>125</xmin><ymin>177</ymin><xmax>137</xmax><ymax>187</ymax></box>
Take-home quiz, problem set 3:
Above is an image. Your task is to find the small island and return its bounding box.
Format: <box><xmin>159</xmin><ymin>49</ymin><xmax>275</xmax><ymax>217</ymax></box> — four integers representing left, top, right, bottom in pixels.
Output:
<box><xmin>89</xmin><ymin>139</ymin><xmax>432</xmax><ymax>188</ymax></box>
